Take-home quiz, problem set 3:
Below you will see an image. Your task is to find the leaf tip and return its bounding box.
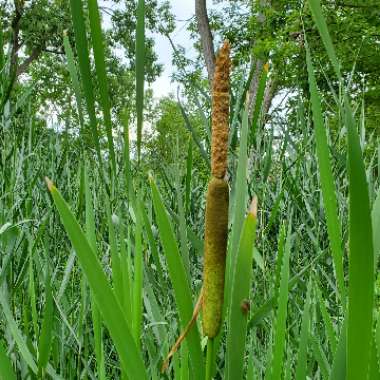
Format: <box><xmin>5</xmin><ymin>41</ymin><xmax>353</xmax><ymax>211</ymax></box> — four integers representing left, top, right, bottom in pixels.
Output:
<box><xmin>45</xmin><ymin>177</ymin><xmax>55</xmax><ymax>192</ymax></box>
<box><xmin>249</xmin><ymin>197</ymin><xmax>258</xmax><ymax>218</ymax></box>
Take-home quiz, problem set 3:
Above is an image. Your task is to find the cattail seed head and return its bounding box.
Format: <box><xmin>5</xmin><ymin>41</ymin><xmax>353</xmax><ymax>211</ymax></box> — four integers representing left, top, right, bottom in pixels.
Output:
<box><xmin>202</xmin><ymin>177</ymin><xmax>229</xmax><ymax>337</ymax></box>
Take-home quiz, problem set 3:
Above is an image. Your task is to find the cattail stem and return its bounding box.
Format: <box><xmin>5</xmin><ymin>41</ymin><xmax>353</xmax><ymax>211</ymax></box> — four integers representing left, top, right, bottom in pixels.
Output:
<box><xmin>205</xmin><ymin>338</ymin><xmax>215</xmax><ymax>380</ymax></box>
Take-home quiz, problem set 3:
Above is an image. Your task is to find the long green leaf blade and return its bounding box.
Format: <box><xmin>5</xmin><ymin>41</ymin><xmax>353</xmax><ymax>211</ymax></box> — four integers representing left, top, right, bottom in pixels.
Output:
<box><xmin>0</xmin><ymin>292</ymin><xmax>37</xmax><ymax>374</ymax></box>
<box><xmin>329</xmin><ymin>318</ymin><xmax>346</xmax><ymax>380</ymax></box>
<box><xmin>306</xmin><ymin>43</ymin><xmax>345</xmax><ymax>302</ymax></box>
<box><xmin>0</xmin><ymin>340</ymin><xmax>16</xmax><ymax>380</ymax></box>
<box><xmin>46</xmin><ymin>179</ymin><xmax>147</xmax><ymax>379</ymax></box>
<box><xmin>69</xmin><ymin>0</ymin><xmax>102</xmax><ymax>165</ymax></box>
<box><xmin>87</xmin><ymin>0</ymin><xmax>116</xmax><ymax>175</ymax></box>
<box><xmin>37</xmin><ymin>273</ymin><xmax>54</xmax><ymax>376</ymax></box>
<box><xmin>345</xmin><ymin>95</ymin><xmax>374</xmax><ymax>380</ymax></box>
<box><xmin>226</xmin><ymin>103</ymin><xmax>249</xmax><ymax>311</ymax></box>
<box><xmin>135</xmin><ymin>0</ymin><xmax>145</xmax><ymax>161</ymax></box>
<box><xmin>226</xmin><ymin>200</ymin><xmax>257</xmax><ymax>380</ymax></box>
<box><xmin>150</xmin><ymin>177</ymin><xmax>204</xmax><ymax>379</ymax></box>
<box><xmin>307</xmin><ymin>0</ymin><xmax>341</xmax><ymax>79</ymax></box>
<box><xmin>295</xmin><ymin>279</ymin><xmax>312</xmax><ymax>380</ymax></box>
<box><xmin>84</xmin><ymin>167</ymin><xmax>106</xmax><ymax>380</ymax></box>
<box><xmin>63</xmin><ymin>34</ymin><xmax>84</xmax><ymax>130</ymax></box>
<box><xmin>267</xmin><ymin>223</ymin><xmax>291</xmax><ymax>380</ymax></box>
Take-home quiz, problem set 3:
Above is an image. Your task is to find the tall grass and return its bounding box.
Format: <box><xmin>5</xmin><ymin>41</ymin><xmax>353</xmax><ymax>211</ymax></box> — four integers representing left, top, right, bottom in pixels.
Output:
<box><xmin>0</xmin><ymin>0</ymin><xmax>379</xmax><ymax>379</ymax></box>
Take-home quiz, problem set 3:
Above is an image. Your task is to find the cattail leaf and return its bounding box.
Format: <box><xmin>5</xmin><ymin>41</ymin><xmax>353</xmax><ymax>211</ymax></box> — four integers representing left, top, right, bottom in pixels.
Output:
<box><xmin>132</xmin><ymin>199</ymin><xmax>144</xmax><ymax>346</ymax></box>
<box><xmin>226</xmin><ymin>103</ymin><xmax>249</xmax><ymax>312</ymax></box>
<box><xmin>315</xmin><ymin>281</ymin><xmax>338</xmax><ymax>355</ymax></box>
<box><xmin>0</xmin><ymin>340</ymin><xmax>16</xmax><ymax>380</ymax></box>
<box><xmin>84</xmin><ymin>164</ymin><xmax>106</xmax><ymax>380</ymax></box>
<box><xmin>329</xmin><ymin>317</ymin><xmax>346</xmax><ymax>380</ymax></box>
<box><xmin>150</xmin><ymin>178</ymin><xmax>204</xmax><ymax>378</ymax></box>
<box><xmin>0</xmin><ymin>293</ymin><xmax>62</xmax><ymax>378</ymax></box>
<box><xmin>47</xmin><ymin>179</ymin><xmax>147</xmax><ymax>379</ymax></box>
<box><xmin>345</xmin><ymin>93</ymin><xmax>374</xmax><ymax>380</ymax></box>
<box><xmin>371</xmin><ymin>188</ymin><xmax>380</xmax><ymax>263</ymax></box>
<box><xmin>294</xmin><ymin>279</ymin><xmax>312</xmax><ymax>380</ymax></box>
<box><xmin>135</xmin><ymin>0</ymin><xmax>145</xmax><ymax>161</ymax></box>
<box><xmin>306</xmin><ymin>43</ymin><xmax>345</xmax><ymax>302</ymax></box>
<box><xmin>248</xmin><ymin>251</ymin><xmax>325</xmax><ymax>330</ymax></box>
<box><xmin>105</xmin><ymin>196</ymin><xmax>124</xmax><ymax>306</ymax></box>
<box><xmin>0</xmin><ymin>291</ymin><xmax>38</xmax><ymax>374</ymax></box>
<box><xmin>369</xmin><ymin>334</ymin><xmax>380</xmax><ymax>380</ymax></box>
<box><xmin>307</xmin><ymin>0</ymin><xmax>341</xmax><ymax>79</ymax></box>
<box><xmin>37</xmin><ymin>272</ymin><xmax>54</xmax><ymax>376</ymax></box>
<box><xmin>225</xmin><ymin>203</ymin><xmax>257</xmax><ymax>380</ymax></box>
<box><xmin>87</xmin><ymin>0</ymin><xmax>116</xmax><ymax>175</ymax></box>
<box><xmin>140</xmin><ymin>204</ymin><xmax>165</xmax><ymax>289</ymax></box>
<box><xmin>0</xmin><ymin>19</ymin><xmax>4</xmax><ymax>73</ymax></box>
<box><xmin>308</xmin><ymin>5</ymin><xmax>374</xmax><ymax>377</ymax></box>
<box><xmin>374</xmin><ymin>312</ymin><xmax>380</xmax><ymax>373</ymax></box>
<box><xmin>266</xmin><ymin>223</ymin><xmax>292</xmax><ymax>380</ymax></box>
<box><xmin>63</xmin><ymin>35</ymin><xmax>84</xmax><ymax>129</ymax></box>
<box><xmin>185</xmin><ymin>138</ymin><xmax>193</xmax><ymax>213</ymax></box>
<box><xmin>68</xmin><ymin>0</ymin><xmax>102</xmax><ymax>165</ymax></box>
<box><xmin>310</xmin><ymin>333</ymin><xmax>330</xmax><ymax>379</ymax></box>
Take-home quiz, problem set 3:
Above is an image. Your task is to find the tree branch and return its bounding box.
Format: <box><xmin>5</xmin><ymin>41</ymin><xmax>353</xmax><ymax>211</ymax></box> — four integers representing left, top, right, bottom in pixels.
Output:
<box><xmin>10</xmin><ymin>0</ymin><xmax>23</xmax><ymax>70</ymax></box>
<box><xmin>1</xmin><ymin>0</ymin><xmax>24</xmax><ymax>113</ymax></box>
<box><xmin>262</xmin><ymin>77</ymin><xmax>277</xmax><ymax>122</ymax></box>
<box><xmin>195</xmin><ymin>0</ymin><xmax>215</xmax><ymax>85</ymax></box>
<box><xmin>327</xmin><ymin>1</ymin><xmax>375</xmax><ymax>9</ymax></box>
<box><xmin>16</xmin><ymin>44</ymin><xmax>44</xmax><ymax>76</ymax></box>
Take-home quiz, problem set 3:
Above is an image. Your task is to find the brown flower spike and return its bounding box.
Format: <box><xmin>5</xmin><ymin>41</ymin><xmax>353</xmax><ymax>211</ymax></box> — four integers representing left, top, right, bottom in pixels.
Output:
<box><xmin>211</xmin><ymin>40</ymin><xmax>230</xmax><ymax>179</ymax></box>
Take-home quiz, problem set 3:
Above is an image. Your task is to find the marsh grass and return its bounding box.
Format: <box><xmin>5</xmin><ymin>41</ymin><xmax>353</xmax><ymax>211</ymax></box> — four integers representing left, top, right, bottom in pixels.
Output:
<box><xmin>0</xmin><ymin>0</ymin><xmax>379</xmax><ymax>379</ymax></box>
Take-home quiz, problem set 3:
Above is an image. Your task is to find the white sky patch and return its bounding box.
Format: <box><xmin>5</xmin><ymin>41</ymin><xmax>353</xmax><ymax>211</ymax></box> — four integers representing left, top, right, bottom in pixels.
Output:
<box><xmin>149</xmin><ymin>0</ymin><xmax>195</xmax><ymax>98</ymax></box>
<box><xmin>149</xmin><ymin>0</ymin><xmax>233</xmax><ymax>98</ymax></box>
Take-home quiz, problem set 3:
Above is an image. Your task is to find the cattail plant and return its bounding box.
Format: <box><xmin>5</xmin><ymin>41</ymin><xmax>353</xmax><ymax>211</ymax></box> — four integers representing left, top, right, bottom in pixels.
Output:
<box><xmin>202</xmin><ymin>40</ymin><xmax>230</xmax><ymax>377</ymax></box>
<box><xmin>202</xmin><ymin>40</ymin><xmax>230</xmax><ymax>339</ymax></box>
<box><xmin>160</xmin><ymin>42</ymin><xmax>231</xmax><ymax>376</ymax></box>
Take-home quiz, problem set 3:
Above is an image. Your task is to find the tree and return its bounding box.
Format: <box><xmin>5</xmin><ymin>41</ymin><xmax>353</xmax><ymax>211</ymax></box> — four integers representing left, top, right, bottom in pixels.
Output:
<box><xmin>143</xmin><ymin>96</ymin><xmax>208</xmax><ymax>180</ymax></box>
<box><xmin>0</xmin><ymin>0</ymin><xmax>175</xmax><ymax>122</ymax></box>
<box><xmin>183</xmin><ymin>0</ymin><xmax>380</xmax><ymax>130</ymax></box>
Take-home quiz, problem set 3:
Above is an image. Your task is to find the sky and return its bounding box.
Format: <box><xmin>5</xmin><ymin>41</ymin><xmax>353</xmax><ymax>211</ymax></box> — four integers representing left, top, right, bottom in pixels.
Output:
<box><xmin>149</xmin><ymin>0</ymin><xmax>195</xmax><ymax>98</ymax></box>
<box><xmin>100</xmin><ymin>0</ymin><xmax>196</xmax><ymax>98</ymax></box>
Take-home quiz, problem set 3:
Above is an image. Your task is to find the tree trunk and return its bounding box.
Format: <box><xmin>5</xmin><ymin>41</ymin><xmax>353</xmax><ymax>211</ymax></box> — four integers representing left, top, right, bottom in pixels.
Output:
<box><xmin>247</xmin><ymin>59</ymin><xmax>264</xmax><ymax>120</ymax></box>
<box><xmin>262</xmin><ymin>77</ymin><xmax>277</xmax><ymax>119</ymax></box>
<box><xmin>248</xmin><ymin>0</ymin><xmax>277</xmax><ymax>123</ymax></box>
<box><xmin>1</xmin><ymin>1</ymin><xmax>23</xmax><ymax>112</ymax></box>
<box><xmin>195</xmin><ymin>0</ymin><xmax>215</xmax><ymax>86</ymax></box>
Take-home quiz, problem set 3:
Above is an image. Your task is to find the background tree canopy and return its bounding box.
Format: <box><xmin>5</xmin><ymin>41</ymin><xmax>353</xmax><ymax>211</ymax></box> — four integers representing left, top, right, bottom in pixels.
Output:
<box><xmin>1</xmin><ymin>0</ymin><xmax>379</xmax><ymax>142</ymax></box>
<box><xmin>1</xmin><ymin>0</ymin><xmax>380</xmax><ymax>379</ymax></box>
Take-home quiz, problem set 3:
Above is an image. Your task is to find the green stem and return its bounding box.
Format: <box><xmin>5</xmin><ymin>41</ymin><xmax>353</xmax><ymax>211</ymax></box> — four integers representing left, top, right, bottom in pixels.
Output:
<box><xmin>205</xmin><ymin>338</ymin><xmax>215</xmax><ymax>380</ymax></box>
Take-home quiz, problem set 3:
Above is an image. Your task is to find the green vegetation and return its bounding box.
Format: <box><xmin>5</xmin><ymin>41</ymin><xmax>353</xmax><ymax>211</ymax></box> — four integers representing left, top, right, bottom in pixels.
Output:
<box><xmin>1</xmin><ymin>0</ymin><xmax>380</xmax><ymax>379</ymax></box>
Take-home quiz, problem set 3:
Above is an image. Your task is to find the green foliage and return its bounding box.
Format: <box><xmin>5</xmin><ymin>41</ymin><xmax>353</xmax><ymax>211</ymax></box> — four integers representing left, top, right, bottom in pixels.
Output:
<box><xmin>1</xmin><ymin>1</ymin><xmax>380</xmax><ymax>379</ymax></box>
<box><xmin>0</xmin><ymin>0</ymin><xmax>172</xmax><ymax>126</ymax></box>
<box><xmin>48</xmin><ymin>178</ymin><xmax>147</xmax><ymax>379</ymax></box>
